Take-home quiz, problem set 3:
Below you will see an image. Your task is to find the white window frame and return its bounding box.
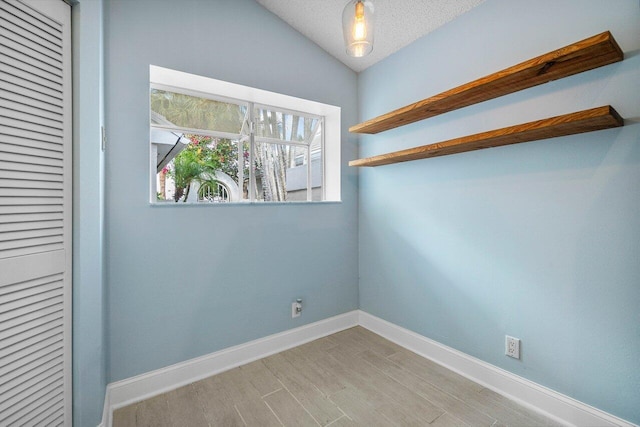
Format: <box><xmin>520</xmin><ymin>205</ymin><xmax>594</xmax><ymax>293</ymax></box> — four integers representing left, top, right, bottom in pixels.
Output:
<box><xmin>149</xmin><ymin>65</ymin><xmax>341</xmax><ymax>203</ymax></box>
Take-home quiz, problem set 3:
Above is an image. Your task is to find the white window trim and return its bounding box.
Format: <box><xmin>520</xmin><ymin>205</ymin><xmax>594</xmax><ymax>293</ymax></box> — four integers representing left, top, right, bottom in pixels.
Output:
<box><xmin>150</xmin><ymin>65</ymin><xmax>341</xmax><ymax>202</ymax></box>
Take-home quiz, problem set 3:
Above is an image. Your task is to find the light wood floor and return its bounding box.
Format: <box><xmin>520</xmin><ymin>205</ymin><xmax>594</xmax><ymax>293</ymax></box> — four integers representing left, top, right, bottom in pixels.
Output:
<box><xmin>113</xmin><ymin>326</ymin><xmax>559</xmax><ymax>427</ymax></box>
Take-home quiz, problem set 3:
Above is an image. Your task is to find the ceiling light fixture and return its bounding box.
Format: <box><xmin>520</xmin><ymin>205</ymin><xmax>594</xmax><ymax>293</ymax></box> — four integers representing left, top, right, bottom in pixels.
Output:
<box><xmin>342</xmin><ymin>0</ymin><xmax>375</xmax><ymax>58</ymax></box>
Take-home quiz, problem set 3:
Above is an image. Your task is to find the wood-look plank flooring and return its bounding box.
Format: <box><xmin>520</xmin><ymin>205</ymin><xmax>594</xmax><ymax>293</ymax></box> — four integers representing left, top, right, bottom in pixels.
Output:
<box><xmin>113</xmin><ymin>327</ymin><xmax>560</xmax><ymax>427</ymax></box>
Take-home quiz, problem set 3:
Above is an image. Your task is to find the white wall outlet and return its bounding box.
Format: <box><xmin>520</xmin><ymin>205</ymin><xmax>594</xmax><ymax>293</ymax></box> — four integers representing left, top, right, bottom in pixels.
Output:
<box><xmin>505</xmin><ymin>335</ymin><xmax>520</xmax><ymax>359</ymax></box>
<box><xmin>291</xmin><ymin>299</ymin><xmax>302</xmax><ymax>318</ymax></box>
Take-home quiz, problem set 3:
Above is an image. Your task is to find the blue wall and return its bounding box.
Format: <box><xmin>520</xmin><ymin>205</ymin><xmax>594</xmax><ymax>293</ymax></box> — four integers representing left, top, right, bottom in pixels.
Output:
<box><xmin>104</xmin><ymin>0</ymin><xmax>359</xmax><ymax>382</ymax></box>
<box><xmin>357</xmin><ymin>0</ymin><xmax>639</xmax><ymax>423</ymax></box>
<box><xmin>72</xmin><ymin>0</ymin><xmax>106</xmax><ymax>425</ymax></box>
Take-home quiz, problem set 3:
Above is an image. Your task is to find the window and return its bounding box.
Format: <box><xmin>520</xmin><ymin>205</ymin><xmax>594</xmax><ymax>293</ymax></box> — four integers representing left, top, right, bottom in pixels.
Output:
<box><xmin>149</xmin><ymin>66</ymin><xmax>341</xmax><ymax>204</ymax></box>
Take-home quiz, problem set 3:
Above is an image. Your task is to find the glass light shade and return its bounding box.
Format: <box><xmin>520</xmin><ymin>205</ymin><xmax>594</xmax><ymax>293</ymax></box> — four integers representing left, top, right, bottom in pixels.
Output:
<box><xmin>342</xmin><ymin>0</ymin><xmax>375</xmax><ymax>58</ymax></box>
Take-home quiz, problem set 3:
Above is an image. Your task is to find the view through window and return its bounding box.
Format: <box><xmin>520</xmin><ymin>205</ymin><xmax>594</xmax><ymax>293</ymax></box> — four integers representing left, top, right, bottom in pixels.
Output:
<box><xmin>150</xmin><ymin>66</ymin><xmax>340</xmax><ymax>203</ymax></box>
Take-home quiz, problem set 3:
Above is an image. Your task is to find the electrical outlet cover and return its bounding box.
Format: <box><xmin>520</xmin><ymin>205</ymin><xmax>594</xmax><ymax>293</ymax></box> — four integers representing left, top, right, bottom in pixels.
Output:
<box><xmin>291</xmin><ymin>302</ymin><xmax>301</xmax><ymax>318</ymax></box>
<box><xmin>505</xmin><ymin>335</ymin><xmax>520</xmax><ymax>359</ymax></box>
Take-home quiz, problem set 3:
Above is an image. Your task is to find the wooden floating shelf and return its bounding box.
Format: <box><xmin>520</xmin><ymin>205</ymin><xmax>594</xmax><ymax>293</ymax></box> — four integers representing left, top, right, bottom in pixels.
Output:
<box><xmin>349</xmin><ymin>106</ymin><xmax>623</xmax><ymax>167</ymax></box>
<box><xmin>350</xmin><ymin>31</ymin><xmax>623</xmax><ymax>135</ymax></box>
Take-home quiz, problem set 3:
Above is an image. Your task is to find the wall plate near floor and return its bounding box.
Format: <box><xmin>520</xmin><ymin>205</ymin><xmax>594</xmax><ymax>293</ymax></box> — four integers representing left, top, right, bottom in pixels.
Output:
<box><xmin>506</xmin><ymin>335</ymin><xmax>520</xmax><ymax>359</ymax></box>
<box><xmin>292</xmin><ymin>299</ymin><xmax>302</xmax><ymax>318</ymax></box>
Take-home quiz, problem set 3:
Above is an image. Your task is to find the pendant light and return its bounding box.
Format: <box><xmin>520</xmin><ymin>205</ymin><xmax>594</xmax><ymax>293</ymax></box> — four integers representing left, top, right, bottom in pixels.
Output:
<box><xmin>342</xmin><ymin>0</ymin><xmax>375</xmax><ymax>58</ymax></box>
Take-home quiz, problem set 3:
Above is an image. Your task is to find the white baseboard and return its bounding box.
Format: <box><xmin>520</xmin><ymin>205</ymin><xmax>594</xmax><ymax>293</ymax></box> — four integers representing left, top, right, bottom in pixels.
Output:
<box><xmin>358</xmin><ymin>310</ymin><xmax>635</xmax><ymax>427</ymax></box>
<box><xmin>100</xmin><ymin>310</ymin><xmax>358</xmax><ymax>427</ymax></box>
<box><xmin>97</xmin><ymin>385</ymin><xmax>110</xmax><ymax>427</ymax></box>
<box><xmin>99</xmin><ymin>309</ymin><xmax>635</xmax><ymax>427</ymax></box>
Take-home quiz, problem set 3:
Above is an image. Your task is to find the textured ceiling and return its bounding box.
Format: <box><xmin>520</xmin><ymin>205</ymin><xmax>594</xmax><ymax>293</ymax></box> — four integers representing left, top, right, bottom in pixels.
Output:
<box><xmin>255</xmin><ymin>0</ymin><xmax>485</xmax><ymax>72</ymax></box>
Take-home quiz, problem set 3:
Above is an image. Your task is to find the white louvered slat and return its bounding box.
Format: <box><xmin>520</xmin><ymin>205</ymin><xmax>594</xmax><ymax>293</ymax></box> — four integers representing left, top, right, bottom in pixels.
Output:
<box><xmin>0</xmin><ymin>88</ymin><xmax>63</xmax><ymax>116</ymax></box>
<box><xmin>0</xmin><ymin>73</ymin><xmax>63</xmax><ymax>106</ymax></box>
<box><xmin>0</xmin><ymin>170</ymin><xmax>63</xmax><ymax>185</ymax></box>
<box><xmin>2</xmin><ymin>242</ymin><xmax>62</xmax><ymax>261</ymax></box>
<box><xmin>0</xmin><ymin>187</ymin><xmax>62</xmax><ymax>197</ymax></box>
<box><xmin>27</xmin><ymin>406</ymin><xmax>64</xmax><ymax>427</ymax></box>
<box><xmin>0</xmin><ymin>64</ymin><xmax>63</xmax><ymax>99</ymax></box>
<box><xmin>0</xmin><ymin>383</ymin><xmax>63</xmax><ymax>425</ymax></box>
<box><xmin>0</xmin><ymin>77</ymin><xmax>64</xmax><ymax>110</ymax></box>
<box><xmin>0</xmin><ymin>138</ymin><xmax>63</xmax><ymax>157</ymax></box>
<box><xmin>0</xmin><ymin>371</ymin><xmax>63</xmax><ymax>415</ymax></box>
<box><xmin>0</xmin><ymin>177</ymin><xmax>63</xmax><ymax>189</ymax></box>
<box><xmin>0</xmin><ymin>365</ymin><xmax>63</xmax><ymax>413</ymax></box>
<box><xmin>0</xmin><ymin>277</ymin><xmax>62</xmax><ymax>309</ymax></box>
<box><xmin>0</xmin><ymin>2</ymin><xmax>61</xmax><ymax>44</ymax></box>
<box><xmin>0</xmin><ymin>170</ymin><xmax>63</xmax><ymax>184</ymax></box>
<box><xmin>0</xmin><ymin>197</ymin><xmax>62</xmax><ymax>206</ymax></box>
<box><xmin>1</xmin><ymin>335</ymin><xmax>63</xmax><ymax>375</ymax></box>
<box><xmin>1</xmin><ymin>70</ymin><xmax>64</xmax><ymax>101</ymax></box>
<box><xmin>2</xmin><ymin>105</ymin><xmax>63</xmax><ymax>131</ymax></box>
<box><xmin>0</xmin><ymin>35</ymin><xmax>62</xmax><ymax>74</ymax></box>
<box><xmin>0</xmin><ymin>272</ymin><xmax>62</xmax><ymax>296</ymax></box>
<box><xmin>2</xmin><ymin>387</ymin><xmax>63</xmax><ymax>424</ymax></box>
<box><xmin>0</xmin><ymin>230</ymin><xmax>62</xmax><ymax>249</ymax></box>
<box><xmin>0</xmin><ymin>350</ymin><xmax>62</xmax><ymax>395</ymax></box>
<box><xmin>0</xmin><ymin>14</ymin><xmax>61</xmax><ymax>53</ymax></box>
<box><xmin>0</xmin><ymin>334</ymin><xmax>63</xmax><ymax>381</ymax></box>
<box><xmin>0</xmin><ymin>42</ymin><xmax>62</xmax><ymax>83</ymax></box>
<box><xmin>1</xmin><ymin>133</ymin><xmax>64</xmax><ymax>152</ymax></box>
<box><xmin>3</xmin><ymin>100</ymin><xmax>63</xmax><ymax>126</ymax></box>
<box><xmin>1</xmin><ymin>324</ymin><xmax>63</xmax><ymax>362</ymax></box>
<box><xmin>0</xmin><ymin>140</ymin><xmax>64</xmax><ymax>159</ymax></box>
<box><xmin>0</xmin><ymin>316</ymin><xmax>63</xmax><ymax>356</ymax></box>
<box><xmin>25</xmin><ymin>405</ymin><xmax>64</xmax><ymax>427</ymax></box>
<box><xmin>21</xmin><ymin>400</ymin><xmax>65</xmax><ymax>427</ymax></box>
<box><xmin>0</xmin><ymin>223</ymin><xmax>62</xmax><ymax>241</ymax></box>
<box><xmin>0</xmin><ymin>236</ymin><xmax>64</xmax><ymax>258</ymax></box>
<box><xmin>0</xmin><ymin>81</ymin><xmax>63</xmax><ymax>113</ymax></box>
<box><xmin>0</xmin><ymin>212</ymin><xmax>63</xmax><ymax>224</ymax></box>
<box><xmin>0</xmin><ymin>207</ymin><xmax>63</xmax><ymax>220</ymax></box>
<box><xmin>0</xmin><ymin>353</ymin><xmax>62</xmax><ymax>395</ymax></box>
<box><xmin>0</xmin><ymin>175</ymin><xmax>63</xmax><ymax>188</ymax></box>
<box><xmin>0</xmin><ymin>0</ymin><xmax>70</xmax><ymax>424</ymax></box>
<box><xmin>0</xmin><ymin>219</ymin><xmax>63</xmax><ymax>233</ymax></box>
<box><xmin>10</xmin><ymin>396</ymin><xmax>65</xmax><ymax>427</ymax></box>
<box><xmin>0</xmin><ymin>159</ymin><xmax>63</xmax><ymax>175</ymax></box>
<box><xmin>0</xmin><ymin>306</ymin><xmax>62</xmax><ymax>344</ymax></box>
<box><xmin>2</xmin><ymin>282</ymin><xmax>61</xmax><ymax>305</ymax></box>
<box><xmin>0</xmin><ymin>344</ymin><xmax>63</xmax><ymax>386</ymax></box>
<box><xmin>1</xmin><ymin>324</ymin><xmax>62</xmax><ymax>357</ymax></box>
<box><xmin>0</xmin><ymin>25</ymin><xmax>62</xmax><ymax>64</ymax></box>
<box><xmin>0</xmin><ymin>230</ymin><xmax>64</xmax><ymax>249</ymax></box>
<box><xmin>1</xmin><ymin>127</ymin><xmax>63</xmax><ymax>148</ymax></box>
<box><xmin>0</xmin><ymin>239</ymin><xmax>63</xmax><ymax>259</ymax></box>
<box><xmin>4</xmin><ymin>0</ymin><xmax>62</xmax><ymax>37</ymax></box>
<box><xmin>0</xmin><ymin>329</ymin><xmax>62</xmax><ymax>369</ymax></box>
<box><xmin>0</xmin><ymin>114</ymin><xmax>64</xmax><ymax>139</ymax></box>
<box><xmin>15</xmin><ymin>397</ymin><xmax>66</xmax><ymax>427</ymax></box>
<box><xmin>0</xmin><ymin>45</ymin><xmax>62</xmax><ymax>84</ymax></box>
<box><xmin>0</xmin><ymin>298</ymin><xmax>62</xmax><ymax>331</ymax></box>
<box><xmin>0</xmin><ymin>56</ymin><xmax>62</xmax><ymax>89</ymax></box>
<box><xmin>0</xmin><ymin>316</ymin><xmax>62</xmax><ymax>353</ymax></box>
<box><xmin>1</xmin><ymin>127</ymin><xmax>64</xmax><ymax>149</ymax></box>
<box><xmin>0</xmin><ymin>243</ymin><xmax>63</xmax><ymax>258</ymax></box>
<box><xmin>0</xmin><ymin>205</ymin><xmax>62</xmax><ymax>216</ymax></box>
<box><xmin>3</xmin><ymin>308</ymin><xmax>63</xmax><ymax>344</ymax></box>
<box><xmin>0</xmin><ymin>351</ymin><xmax>63</xmax><ymax>391</ymax></box>
<box><xmin>0</xmin><ymin>151</ymin><xmax>63</xmax><ymax>167</ymax></box>
<box><xmin>1</xmin><ymin>338</ymin><xmax>63</xmax><ymax>384</ymax></box>
<box><xmin>0</xmin><ymin>199</ymin><xmax>62</xmax><ymax>213</ymax></box>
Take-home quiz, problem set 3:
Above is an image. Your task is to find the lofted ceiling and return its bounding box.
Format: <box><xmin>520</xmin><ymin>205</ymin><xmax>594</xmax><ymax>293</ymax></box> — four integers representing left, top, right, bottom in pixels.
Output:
<box><xmin>255</xmin><ymin>0</ymin><xmax>485</xmax><ymax>72</ymax></box>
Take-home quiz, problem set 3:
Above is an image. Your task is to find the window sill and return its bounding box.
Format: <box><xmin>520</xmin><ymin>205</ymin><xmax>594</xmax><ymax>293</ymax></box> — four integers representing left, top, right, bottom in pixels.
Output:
<box><xmin>149</xmin><ymin>200</ymin><xmax>342</xmax><ymax>207</ymax></box>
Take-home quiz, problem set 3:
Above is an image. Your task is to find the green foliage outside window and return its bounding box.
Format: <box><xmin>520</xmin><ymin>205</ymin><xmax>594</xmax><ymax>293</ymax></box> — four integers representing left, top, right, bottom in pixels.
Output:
<box><xmin>165</xmin><ymin>135</ymin><xmax>249</xmax><ymax>202</ymax></box>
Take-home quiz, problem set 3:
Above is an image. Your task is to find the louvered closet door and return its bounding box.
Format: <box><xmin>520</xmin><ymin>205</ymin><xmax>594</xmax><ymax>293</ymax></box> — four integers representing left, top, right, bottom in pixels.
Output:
<box><xmin>0</xmin><ymin>0</ymin><xmax>71</xmax><ymax>425</ymax></box>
